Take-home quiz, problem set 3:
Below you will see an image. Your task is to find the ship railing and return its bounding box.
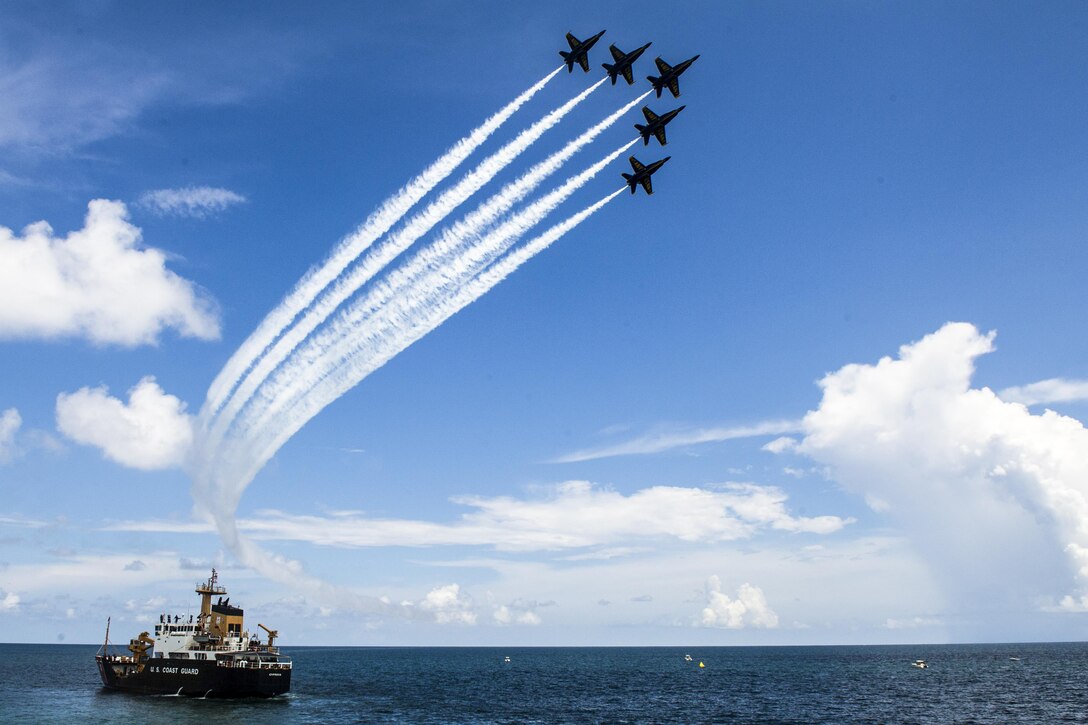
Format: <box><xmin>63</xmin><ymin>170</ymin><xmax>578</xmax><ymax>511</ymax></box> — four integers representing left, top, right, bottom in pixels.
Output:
<box><xmin>98</xmin><ymin>654</ymin><xmax>137</xmax><ymax>663</ymax></box>
<box><xmin>216</xmin><ymin>659</ymin><xmax>292</xmax><ymax>670</ymax></box>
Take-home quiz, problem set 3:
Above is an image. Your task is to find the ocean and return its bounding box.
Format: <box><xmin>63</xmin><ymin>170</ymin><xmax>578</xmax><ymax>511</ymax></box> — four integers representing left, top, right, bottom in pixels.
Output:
<box><xmin>0</xmin><ymin>642</ymin><xmax>1085</xmax><ymax>723</ymax></box>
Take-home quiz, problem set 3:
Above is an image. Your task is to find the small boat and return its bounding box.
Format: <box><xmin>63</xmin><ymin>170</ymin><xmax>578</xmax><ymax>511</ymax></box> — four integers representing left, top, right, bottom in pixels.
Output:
<box><xmin>1008</xmin><ymin>656</ymin><xmax>1021</xmax><ymax>661</ymax></box>
<box><xmin>503</xmin><ymin>656</ymin><xmax>511</xmax><ymax>663</ymax></box>
<box><xmin>684</xmin><ymin>654</ymin><xmax>693</xmax><ymax>661</ymax></box>
<box><xmin>911</xmin><ymin>659</ymin><xmax>928</xmax><ymax>669</ymax></box>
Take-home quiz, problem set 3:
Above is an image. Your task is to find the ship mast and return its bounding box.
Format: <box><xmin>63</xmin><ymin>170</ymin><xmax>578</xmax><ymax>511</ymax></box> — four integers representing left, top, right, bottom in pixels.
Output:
<box><xmin>195</xmin><ymin>568</ymin><xmax>227</xmax><ymax>632</ymax></box>
<box><xmin>100</xmin><ymin>616</ymin><xmax>111</xmax><ymax>656</ymax></box>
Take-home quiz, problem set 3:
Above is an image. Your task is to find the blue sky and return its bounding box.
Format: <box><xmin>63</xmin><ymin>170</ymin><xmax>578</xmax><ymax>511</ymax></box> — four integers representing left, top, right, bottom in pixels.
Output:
<box><xmin>2</xmin><ymin>0</ymin><xmax>1088</xmax><ymax>646</ymax></box>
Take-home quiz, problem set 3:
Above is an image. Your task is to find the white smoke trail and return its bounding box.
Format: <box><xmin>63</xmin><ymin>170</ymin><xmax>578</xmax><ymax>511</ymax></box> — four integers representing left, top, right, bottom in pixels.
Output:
<box><xmin>222</xmin><ymin>145</ymin><xmax>634</xmax><ymax>502</ymax></box>
<box><xmin>202</xmin><ymin>67</ymin><xmax>562</xmax><ymax>418</ymax></box>
<box><xmin>198</xmin><ymin>77</ymin><xmax>610</xmax><ymax>467</ymax></box>
<box><xmin>208</xmin><ymin>512</ymin><xmax>415</xmax><ymax>616</ymax></box>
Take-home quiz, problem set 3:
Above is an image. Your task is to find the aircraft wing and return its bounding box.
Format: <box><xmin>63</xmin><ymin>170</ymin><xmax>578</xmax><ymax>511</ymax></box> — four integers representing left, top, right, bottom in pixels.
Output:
<box><xmin>655</xmin><ymin>57</ymin><xmax>673</xmax><ymax>74</ymax></box>
<box><xmin>654</xmin><ymin>128</ymin><xmax>667</xmax><ymax>145</ymax></box>
<box><xmin>629</xmin><ymin>156</ymin><xmax>646</xmax><ymax>172</ymax></box>
<box><xmin>566</xmin><ymin>33</ymin><xmax>580</xmax><ymax>50</ymax></box>
<box><xmin>667</xmin><ymin>78</ymin><xmax>681</xmax><ymax>98</ymax></box>
<box><xmin>621</xmin><ymin>66</ymin><xmax>634</xmax><ymax>84</ymax></box>
<box><xmin>640</xmin><ymin>177</ymin><xmax>653</xmax><ymax>195</ymax></box>
<box><xmin>642</xmin><ymin>107</ymin><xmax>659</xmax><ymax>123</ymax></box>
<box><xmin>578</xmin><ymin>54</ymin><xmax>590</xmax><ymax>72</ymax></box>
<box><xmin>610</xmin><ymin>45</ymin><xmax>625</xmax><ymax>62</ymax></box>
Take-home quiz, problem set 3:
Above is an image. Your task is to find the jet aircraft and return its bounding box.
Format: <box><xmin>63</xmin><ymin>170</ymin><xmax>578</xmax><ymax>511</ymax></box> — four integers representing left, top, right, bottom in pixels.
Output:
<box><xmin>634</xmin><ymin>105</ymin><xmax>685</xmax><ymax>146</ymax></box>
<box><xmin>601</xmin><ymin>42</ymin><xmax>652</xmax><ymax>85</ymax></box>
<box><xmin>622</xmin><ymin>155</ymin><xmax>671</xmax><ymax>195</ymax></box>
<box><xmin>560</xmin><ymin>31</ymin><xmax>606</xmax><ymax>73</ymax></box>
<box><xmin>646</xmin><ymin>55</ymin><xmax>700</xmax><ymax>98</ymax></box>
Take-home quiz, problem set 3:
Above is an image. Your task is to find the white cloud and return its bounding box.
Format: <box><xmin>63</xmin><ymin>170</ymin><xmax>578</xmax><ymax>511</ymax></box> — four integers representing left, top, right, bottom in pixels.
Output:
<box><xmin>999</xmin><ymin>378</ymin><xmax>1088</xmax><ymax>406</ymax></box>
<box><xmin>133</xmin><ymin>480</ymin><xmax>850</xmax><ymax>551</ymax></box>
<box><xmin>0</xmin><ymin>200</ymin><xmax>219</xmax><ymax>346</ymax></box>
<box><xmin>0</xmin><ymin>408</ymin><xmax>20</xmax><ymax>463</ymax></box>
<box><xmin>0</xmin><ymin>590</ymin><xmax>20</xmax><ymax>612</ymax></box>
<box><xmin>797</xmin><ymin>322</ymin><xmax>1088</xmax><ymax>608</ymax></box>
<box><xmin>699</xmin><ymin>577</ymin><xmax>778</xmax><ymax>629</ymax></box>
<box><xmin>56</xmin><ymin>376</ymin><xmax>193</xmax><ymax>470</ymax></box>
<box><xmin>492</xmin><ymin>604</ymin><xmax>542</xmax><ymax>626</ymax></box>
<box><xmin>0</xmin><ymin>21</ymin><xmax>308</xmax><ymax>156</ymax></box>
<box><xmin>553</xmin><ymin>419</ymin><xmax>802</xmax><ymax>463</ymax></box>
<box><xmin>762</xmin><ymin>436</ymin><xmax>798</xmax><ymax>454</ymax></box>
<box><xmin>138</xmin><ymin>187</ymin><xmax>246</xmax><ymax>218</ymax></box>
<box><xmin>0</xmin><ymin>514</ymin><xmax>49</xmax><ymax>528</ymax></box>
<box><xmin>0</xmin><ymin>52</ymin><xmax>169</xmax><ymax>152</ymax></box>
<box><xmin>419</xmin><ymin>584</ymin><xmax>476</xmax><ymax>625</ymax></box>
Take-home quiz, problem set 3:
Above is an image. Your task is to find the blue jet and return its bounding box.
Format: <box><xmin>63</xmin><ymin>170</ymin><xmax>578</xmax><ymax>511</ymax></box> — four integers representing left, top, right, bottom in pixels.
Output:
<box><xmin>560</xmin><ymin>31</ymin><xmax>606</xmax><ymax>73</ymax></box>
<box><xmin>647</xmin><ymin>55</ymin><xmax>700</xmax><ymax>98</ymax></box>
<box><xmin>601</xmin><ymin>42</ymin><xmax>652</xmax><ymax>85</ymax></box>
<box><xmin>622</xmin><ymin>155</ymin><xmax>671</xmax><ymax>195</ymax></box>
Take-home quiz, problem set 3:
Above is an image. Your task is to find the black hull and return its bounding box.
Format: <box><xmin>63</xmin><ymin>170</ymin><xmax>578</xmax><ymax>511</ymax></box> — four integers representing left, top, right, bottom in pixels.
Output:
<box><xmin>96</xmin><ymin>656</ymin><xmax>290</xmax><ymax>698</ymax></box>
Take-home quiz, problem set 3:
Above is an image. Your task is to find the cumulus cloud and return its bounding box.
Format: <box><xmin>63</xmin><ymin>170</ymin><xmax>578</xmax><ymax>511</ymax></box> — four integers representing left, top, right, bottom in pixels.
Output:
<box><xmin>999</xmin><ymin>378</ymin><xmax>1088</xmax><ymax>407</ymax></box>
<box><xmin>797</xmin><ymin>322</ymin><xmax>1088</xmax><ymax>608</ymax></box>
<box><xmin>0</xmin><ymin>408</ymin><xmax>20</xmax><ymax>463</ymax></box>
<box><xmin>700</xmin><ymin>577</ymin><xmax>778</xmax><ymax>629</ymax></box>
<box><xmin>0</xmin><ymin>590</ymin><xmax>20</xmax><ymax>612</ymax></box>
<box><xmin>141</xmin><ymin>480</ymin><xmax>850</xmax><ymax>552</ymax></box>
<box><xmin>56</xmin><ymin>376</ymin><xmax>193</xmax><ymax>470</ymax></box>
<box><xmin>418</xmin><ymin>584</ymin><xmax>476</xmax><ymax>625</ymax></box>
<box><xmin>138</xmin><ymin>187</ymin><xmax>246</xmax><ymax>218</ymax></box>
<box><xmin>0</xmin><ymin>200</ymin><xmax>219</xmax><ymax>346</ymax></box>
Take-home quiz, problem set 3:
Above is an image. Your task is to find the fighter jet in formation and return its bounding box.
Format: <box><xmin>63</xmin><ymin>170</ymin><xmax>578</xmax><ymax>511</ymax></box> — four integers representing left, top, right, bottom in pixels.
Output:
<box><xmin>634</xmin><ymin>105</ymin><xmax>685</xmax><ymax>146</ymax></box>
<box><xmin>601</xmin><ymin>42</ymin><xmax>652</xmax><ymax>85</ymax></box>
<box><xmin>560</xmin><ymin>30</ymin><xmax>606</xmax><ymax>73</ymax></box>
<box><xmin>622</xmin><ymin>155</ymin><xmax>670</xmax><ymax>195</ymax></box>
<box><xmin>647</xmin><ymin>55</ymin><xmax>700</xmax><ymax>98</ymax></box>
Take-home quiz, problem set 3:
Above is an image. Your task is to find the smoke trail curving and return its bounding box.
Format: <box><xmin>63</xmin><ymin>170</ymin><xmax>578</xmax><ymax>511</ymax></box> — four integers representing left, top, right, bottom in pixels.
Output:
<box><xmin>217</xmin><ymin>144</ymin><xmax>634</xmax><ymax>507</ymax></box>
<box><xmin>202</xmin><ymin>66</ymin><xmax>562</xmax><ymax>419</ymax></box>
<box><xmin>198</xmin><ymin>77</ymin><xmax>610</xmax><ymax>468</ymax></box>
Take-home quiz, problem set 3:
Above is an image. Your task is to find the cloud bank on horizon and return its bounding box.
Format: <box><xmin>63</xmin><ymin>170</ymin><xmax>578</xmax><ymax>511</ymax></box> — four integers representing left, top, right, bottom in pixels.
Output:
<box><xmin>61</xmin><ymin>320</ymin><xmax>1088</xmax><ymax>626</ymax></box>
<box><xmin>573</xmin><ymin>322</ymin><xmax>1088</xmax><ymax>612</ymax></box>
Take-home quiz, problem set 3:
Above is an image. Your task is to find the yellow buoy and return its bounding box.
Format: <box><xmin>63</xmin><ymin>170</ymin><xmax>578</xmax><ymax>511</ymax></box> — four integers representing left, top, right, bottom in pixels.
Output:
<box><xmin>699</xmin><ymin>661</ymin><xmax>705</xmax><ymax>668</ymax></box>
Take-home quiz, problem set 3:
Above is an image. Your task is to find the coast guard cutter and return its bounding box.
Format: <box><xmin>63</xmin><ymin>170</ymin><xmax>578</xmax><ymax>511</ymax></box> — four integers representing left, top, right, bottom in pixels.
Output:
<box><xmin>95</xmin><ymin>569</ymin><xmax>291</xmax><ymax>697</ymax></box>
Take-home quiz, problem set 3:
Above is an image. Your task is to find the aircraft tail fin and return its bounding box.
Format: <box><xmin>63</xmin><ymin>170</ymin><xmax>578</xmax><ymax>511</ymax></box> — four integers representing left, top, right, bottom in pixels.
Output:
<box><xmin>621</xmin><ymin>172</ymin><xmax>636</xmax><ymax>193</ymax></box>
<box><xmin>602</xmin><ymin>62</ymin><xmax>618</xmax><ymax>84</ymax></box>
<box><xmin>560</xmin><ymin>50</ymin><xmax>574</xmax><ymax>72</ymax></box>
<box><xmin>647</xmin><ymin>75</ymin><xmax>663</xmax><ymax>97</ymax></box>
<box><xmin>634</xmin><ymin>123</ymin><xmax>650</xmax><ymax>145</ymax></box>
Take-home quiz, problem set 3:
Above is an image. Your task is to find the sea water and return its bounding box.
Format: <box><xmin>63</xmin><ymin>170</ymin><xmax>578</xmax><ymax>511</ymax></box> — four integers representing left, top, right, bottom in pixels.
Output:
<box><xmin>0</xmin><ymin>642</ymin><xmax>1085</xmax><ymax>723</ymax></box>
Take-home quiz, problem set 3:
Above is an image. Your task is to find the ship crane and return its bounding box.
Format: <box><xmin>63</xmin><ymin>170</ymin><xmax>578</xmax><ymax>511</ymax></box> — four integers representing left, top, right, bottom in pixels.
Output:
<box><xmin>258</xmin><ymin>623</ymin><xmax>278</xmax><ymax>648</ymax></box>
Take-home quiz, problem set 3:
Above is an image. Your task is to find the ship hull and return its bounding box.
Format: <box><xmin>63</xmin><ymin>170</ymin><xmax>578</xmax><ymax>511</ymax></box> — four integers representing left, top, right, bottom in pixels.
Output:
<box><xmin>96</xmin><ymin>656</ymin><xmax>290</xmax><ymax>698</ymax></box>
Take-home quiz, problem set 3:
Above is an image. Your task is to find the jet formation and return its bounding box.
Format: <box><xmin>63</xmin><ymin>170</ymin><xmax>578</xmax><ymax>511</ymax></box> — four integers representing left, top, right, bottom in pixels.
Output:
<box><xmin>560</xmin><ymin>30</ymin><xmax>699</xmax><ymax>195</ymax></box>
